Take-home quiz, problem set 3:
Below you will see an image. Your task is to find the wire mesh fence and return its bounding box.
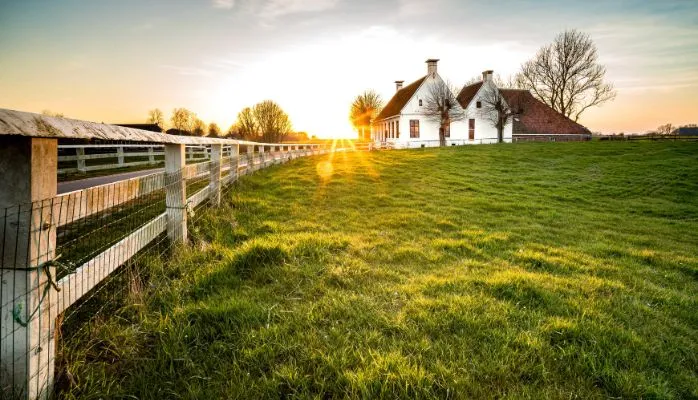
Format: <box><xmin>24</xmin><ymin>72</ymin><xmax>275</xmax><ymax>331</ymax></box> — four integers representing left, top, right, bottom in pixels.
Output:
<box><xmin>0</xmin><ymin>141</ymin><xmax>335</xmax><ymax>399</ymax></box>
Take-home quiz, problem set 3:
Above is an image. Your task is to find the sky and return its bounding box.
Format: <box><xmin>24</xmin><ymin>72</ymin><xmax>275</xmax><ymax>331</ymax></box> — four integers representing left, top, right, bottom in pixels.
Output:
<box><xmin>0</xmin><ymin>0</ymin><xmax>696</xmax><ymax>138</ymax></box>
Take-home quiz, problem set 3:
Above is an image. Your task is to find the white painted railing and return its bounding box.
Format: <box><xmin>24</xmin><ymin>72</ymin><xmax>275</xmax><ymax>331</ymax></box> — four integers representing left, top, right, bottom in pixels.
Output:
<box><xmin>57</xmin><ymin>144</ymin><xmax>237</xmax><ymax>175</ymax></box>
<box><xmin>0</xmin><ymin>108</ymin><xmax>341</xmax><ymax>400</ymax></box>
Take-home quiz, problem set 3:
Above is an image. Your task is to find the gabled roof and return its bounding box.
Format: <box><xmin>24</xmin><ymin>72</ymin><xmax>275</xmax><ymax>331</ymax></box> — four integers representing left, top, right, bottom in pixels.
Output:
<box><xmin>499</xmin><ymin>89</ymin><xmax>590</xmax><ymax>135</ymax></box>
<box><xmin>375</xmin><ymin>76</ymin><xmax>427</xmax><ymax>121</ymax></box>
<box><xmin>456</xmin><ymin>82</ymin><xmax>483</xmax><ymax>108</ymax></box>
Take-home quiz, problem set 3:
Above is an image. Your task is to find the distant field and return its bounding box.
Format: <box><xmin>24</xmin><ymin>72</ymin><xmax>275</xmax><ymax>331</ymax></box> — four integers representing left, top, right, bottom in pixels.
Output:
<box><xmin>60</xmin><ymin>141</ymin><xmax>698</xmax><ymax>399</ymax></box>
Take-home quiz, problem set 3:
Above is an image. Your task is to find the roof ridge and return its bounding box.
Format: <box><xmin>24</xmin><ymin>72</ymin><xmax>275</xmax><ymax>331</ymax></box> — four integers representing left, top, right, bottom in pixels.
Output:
<box><xmin>374</xmin><ymin>75</ymin><xmax>428</xmax><ymax>121</ymax></box>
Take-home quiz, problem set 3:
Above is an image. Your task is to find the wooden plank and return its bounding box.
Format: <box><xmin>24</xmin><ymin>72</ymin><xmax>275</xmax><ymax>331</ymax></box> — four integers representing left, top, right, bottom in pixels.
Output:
<box><xmin>187</xmin><ymin>186</ymin><xmax>210</xmax><ymax>209</ymax></box>
<box><xmin>53</xmin><ymin>172</ymin><xmax>165</xmax><ymax>227</ymax></box>
<box><xmin>209</xmin><ymin>144</ymin><xmax>222</xmax><ymax>206</ymax></box>
<box><xmin>82</xmin><ymin>160</ymin><xmax>158</xmax><ymax>172</ymax></box>
<box><xmin>0</xmin><ymin>137</ymin><xmax>58</xmax><ymax>400</ymax></box>
<box><xmin>165</xmin><ymin>144</ymin><xmax>187</xmax><ymax>244</ymax></box>
<box><xmin>55</xmin><ymin>213</ymin><xmax>167</xmax><ymax>315</ymax></box>
<box><xmin>59</xmin><ymin>151</ymin><xmax>164</xmax><ymax>161</ymax></box>
<box><xmin>184</xmin><ymin>161</ymin><xmax>211</xmax><ymax>180</ymax></box>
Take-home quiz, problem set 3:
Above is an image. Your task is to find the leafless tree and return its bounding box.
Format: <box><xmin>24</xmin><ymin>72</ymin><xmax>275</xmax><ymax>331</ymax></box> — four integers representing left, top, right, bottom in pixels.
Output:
<box><xmin>516</xmin><ymin>29</ymin><xmax>616</xmax><ymax>122</ymax></box>
<box><xmin>235</xmin><ymin>107</ymin><xmax>258</xmax><ymax>139</ymax></box>
<box><xmin>253</xmin><ymin>100</ymin><xmax>292</xmax><ymax>143</ymax></box>
<box><xmin>656</xmin><ymin>123</ymin><xmax>674</xmax><ymax>135</ymax></box>
<box><xmin>478</xmin><ymin>85</ymin><xmax>528</xmax><ymax>143</ymax></box>
<box><xmin>464</xmin><ymin>73</ymin><xmax>521</xmax><ymax>89</ymax></box>
<box><xmin>208</xmin><ymin>122</ymin><xmax>221</xmax><ymax>137</ymax></box>
<box><xmin>422</xmin><ymin>79</ymin><xmax>466</xmax><ymax>146</ymax></box>
<box><xmin>350</xmin><ymin>90</ymin><xmax>383</xmax><ymax>141</ymax></box>
<box><xmin>148</xmin><ymin>108</ymin><xmax>165</xmax><ymax>129</ymax></box>
<box><xmin>170</xmin><ymin>108</ymin><xmax>195</xmax><ymax>134</ymax></box>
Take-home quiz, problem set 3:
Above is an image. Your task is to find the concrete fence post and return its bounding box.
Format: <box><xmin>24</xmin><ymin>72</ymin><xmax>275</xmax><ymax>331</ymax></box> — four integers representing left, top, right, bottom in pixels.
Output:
<box><xmin>76</xmin><ymin>147</ymin><xmax>86</xmax><ymax>172</ymax></box>
<box><xmin>209</xmin><ymin>144</ymin><xmax>222</xmax><ymax>206</ymax></box>
<box><xmin>116</xmin><ymin>146</ymin><xmax>125</xmax><ymax>167</ymax></box>
<box><xmin>0</xmin><ymin>137</ymin><xmax>58</xmax><ymax>400</ymax></box>
<box><xmin>165</xmin><ymin>144</ymin><xmax>187</xmax><ymax>244</ymax></box>
<box><xmin>259</xmin><ymin>145</ymin><xmax>266</xmax><ymax>168</ymax></box>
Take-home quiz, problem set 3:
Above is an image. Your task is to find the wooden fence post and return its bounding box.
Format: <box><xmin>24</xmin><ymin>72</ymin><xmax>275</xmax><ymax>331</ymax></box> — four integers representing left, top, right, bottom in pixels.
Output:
<box><xmin>76</xmin><ymin>147</ymin><xmax>86</xmax><ymax>173</ymax></box>
<box><xmin>229</xmin><ymin>144</ymin><xmax>239</xmax><ymax>182</ymax></box>
<box><xmin>165</xmin><ymin>144</ymin><xmax>187</xmax><ymax>244</ymax></box>
<box><xmin>116</xmin><ymin>146</ymin><xmax>125</xmax><ymax>167</ymax></box>
<box><xmin>147</xmin><ymin>146</ymin><xmax>155</xmax><ymax>165</ymax></box>
<box><xmin>0</xmin><ymin>137</ymin><xmax>58</xmax><ymax>400</ymax></box>
<box><xmin>246</xmin><ymin>145</ymin><xmax>254</xmax><ymax>172</ymax></box>
<box><xmin>209</xmin><ymin>144</ymin><xmax>222</xmax><ymax>206</ymax></box>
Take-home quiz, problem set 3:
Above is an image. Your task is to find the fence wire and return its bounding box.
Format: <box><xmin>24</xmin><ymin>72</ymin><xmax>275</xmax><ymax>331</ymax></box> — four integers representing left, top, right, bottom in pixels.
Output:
<box><xmin>0</xmin><ymin>142</ymin><xmax>333</xmax><ymax>399</ymax></box>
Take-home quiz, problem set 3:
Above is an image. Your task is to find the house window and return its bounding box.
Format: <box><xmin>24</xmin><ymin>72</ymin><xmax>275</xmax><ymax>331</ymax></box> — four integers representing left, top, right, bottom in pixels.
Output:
<box><xmin>410</xmin><ymin>120</ymin><xmax>420</xmax><ymax>138</ymax></box>
<box><xmin>468</xmin><ymin>119</ymin><xmax>475</xmax><ymax>140</ymax></box>
<box><xmin>396</xmin><ymin>122</ymin><xmax>400</xmax><ymax>138</ymax></box>
<box><xmin>476</xmin><ymin>101</ymin><xmax>482</xmax><ymax>108</ymax></box>
<box><xmin>419</xmin><ymin>99</ymin><xmax>423</xmax><ymax>107</ymax></box>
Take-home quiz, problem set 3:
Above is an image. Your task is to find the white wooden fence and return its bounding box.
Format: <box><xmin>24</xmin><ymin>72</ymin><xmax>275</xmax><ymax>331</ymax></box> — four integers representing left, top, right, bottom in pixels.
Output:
<box><xmin>57</xmin><ymin>144</ymin><xmax>232</xmax><ymax>175</ymax></box>
<box><xmin>0</xmin><ymin>108</ymin><xmax>341</xmax><ymax>399</ymax></box>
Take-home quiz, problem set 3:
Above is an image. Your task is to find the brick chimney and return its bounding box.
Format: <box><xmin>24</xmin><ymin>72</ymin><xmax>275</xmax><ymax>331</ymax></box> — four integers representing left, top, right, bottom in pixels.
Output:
<box><xmin>395</xmin><ymin>80</ymin><xmax>404</xmax><ymax>92</ymax></box>
<box><xmin>482</xmin><ymin>70</ymin><xmax>494</xmax><ymax>82</ymax></box>
<box><xmin>426</xmin><ymin>59</ymin><xmax>439</xmax><ymax>75</ymax></box>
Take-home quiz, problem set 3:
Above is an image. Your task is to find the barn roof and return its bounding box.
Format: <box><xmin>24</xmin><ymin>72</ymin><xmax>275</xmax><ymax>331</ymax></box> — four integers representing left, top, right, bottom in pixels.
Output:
<box><xmin>500</xmin><ymin>89</ymin><xmax>590</xmax><ymax>135</ymax></box>
<box><xmin>375</xmin><ymin>76</ymin><xmax>427</xmax><ymax>121</ymax></box>
<box><xmin>456</xmin><ymin>81</ymin><xmax>483</xmax><ymax>108</ymax></box>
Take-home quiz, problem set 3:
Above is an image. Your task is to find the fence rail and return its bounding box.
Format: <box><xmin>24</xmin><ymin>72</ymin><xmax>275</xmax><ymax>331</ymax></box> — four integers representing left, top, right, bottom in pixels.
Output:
<box><xmin>0</xmin><ymin>108</ymin><xmax>342</xmax><ymax>399</ymax></box>
<box><xmin>598</xmin><ymin>135</ymin><xmax>698</xmax><ymax>142</ymax></box>
<box><xmin>57</xmin><ymin>144</ymin><xmax>236</xmax><ymax>175</ymax></box>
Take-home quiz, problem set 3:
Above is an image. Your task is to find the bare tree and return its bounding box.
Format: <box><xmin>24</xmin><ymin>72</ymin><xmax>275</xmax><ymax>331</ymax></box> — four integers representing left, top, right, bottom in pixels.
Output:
<box><xmin>235</xmin><ymin>107</ymin><xmax>258</xmax><ymax>139</ymax></box>
<box><xmin>208</xmin><ymin>122</ymin><xmax>221</xmax><ymax>137</ymax></box>
<box><xmin>148</xmin><ymin>108</ymin><xmax>165</xmax><ymax>129</ymax></box>
<box><xmin>656</xmin><ymin>123</ymin><xmax>674</xmax><ymax>135</ymax></box>
<box><xmin>422</xmin><ymin>79</ymin><xmax>466</xmax><ymax>146</ymax></box>
<box><xmin>478</xmin><ymin>86</ymin><xmax>528</xmax><ymax>143</ymax></box>
<box><xmin>350</xmin><ymin>90</ymin><xmax>383</xmax><ymax>141</ymax></box>
<box><xmin>170</xmin><ymin>108</ymin><xmax>195</xmax><ymax>134</ymax></box>
<box><xmin>517</xmin><ymin>29</ymin><xmax>616</xmax><ymax>122</ymax></box>
<box><xmin>253</xmin><ymin>100</ymin><xmax>292</xmax><ymax>143</ymax></box>
<box><xmin>464</xmin><ymin>73</ymin><xmax>521</xmax><ymax>88</ymax></box>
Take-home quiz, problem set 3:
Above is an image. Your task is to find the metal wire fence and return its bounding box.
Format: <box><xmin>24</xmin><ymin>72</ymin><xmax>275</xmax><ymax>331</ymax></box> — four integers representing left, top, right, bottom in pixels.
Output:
<box><xmin>0</xmin><ymin>142</ymin><xmax>334</xmax><ymax>399</ymax></box>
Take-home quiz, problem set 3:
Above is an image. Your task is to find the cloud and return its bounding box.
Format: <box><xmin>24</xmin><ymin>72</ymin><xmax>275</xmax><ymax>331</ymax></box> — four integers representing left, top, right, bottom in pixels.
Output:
<box><xmin>259</xmin><ymin>0</ymin><xmax>339</xmax><ymax>19</ymax></box>
<box><xmin>212</xmin><ymin>0</ymin><xmax>235</xmax><ymax>9</ymax></box>
<box><xmin>160</xmin><ymin>65</ymin><xmax>215</xmax><ymax>77</ymax></box>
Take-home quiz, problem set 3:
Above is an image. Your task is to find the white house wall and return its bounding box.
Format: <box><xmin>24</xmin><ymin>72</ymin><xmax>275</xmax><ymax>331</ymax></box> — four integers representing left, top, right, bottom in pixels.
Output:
<box><xmin>463</xmin><ymin>81</ymin><xmax>513</xmax><ymax>143</ymax></box>
<box><xmin>373</xmin><ymin>72</ymin><xmax>516</xmax><ymax>146</ymax></box>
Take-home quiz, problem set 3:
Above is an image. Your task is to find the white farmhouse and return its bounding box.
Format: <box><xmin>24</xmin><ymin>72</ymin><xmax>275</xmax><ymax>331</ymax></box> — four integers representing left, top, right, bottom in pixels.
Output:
<box><xmin>371</xmin><ymin>59</ymin><xmax>510</xmax><ymax>147</ymax></box>
<box><xmin>371</xmin><ymin>59</ymin><xmax>591</xmax><ymax>146</ymax></box>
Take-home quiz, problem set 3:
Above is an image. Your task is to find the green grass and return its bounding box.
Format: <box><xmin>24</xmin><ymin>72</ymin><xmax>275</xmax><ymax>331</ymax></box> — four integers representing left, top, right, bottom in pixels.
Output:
<box><xmin>58</xmin><ymin>141</ymin><xmax>698</xmax><ymax>399</ymax></box>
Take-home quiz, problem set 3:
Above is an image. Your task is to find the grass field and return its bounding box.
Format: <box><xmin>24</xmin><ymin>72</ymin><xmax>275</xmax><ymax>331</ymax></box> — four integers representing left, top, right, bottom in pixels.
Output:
<box><xmin>59</xmin><ymin>141</ymin><xmax>698</xmax><ymax>399</ymax></box>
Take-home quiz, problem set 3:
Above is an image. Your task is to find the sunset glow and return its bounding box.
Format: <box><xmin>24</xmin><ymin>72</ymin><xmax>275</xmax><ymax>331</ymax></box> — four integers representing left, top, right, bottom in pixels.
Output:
<box><xmin>1</xmin><ymin>1</ymin><xmax>696</xmax><ymax>138</ymax></box>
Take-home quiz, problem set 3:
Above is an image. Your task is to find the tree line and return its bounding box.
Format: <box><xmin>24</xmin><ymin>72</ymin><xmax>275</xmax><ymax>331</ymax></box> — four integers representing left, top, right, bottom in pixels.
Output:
<box><xmin>147</xmin><ymin>100</ymin><xmax>308</xmax><ymax>142</ymax></box>
<box><xmin>350</xmin><ymin>29</ymin><xmax>618</xmax><ymax>144</ymax></box>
